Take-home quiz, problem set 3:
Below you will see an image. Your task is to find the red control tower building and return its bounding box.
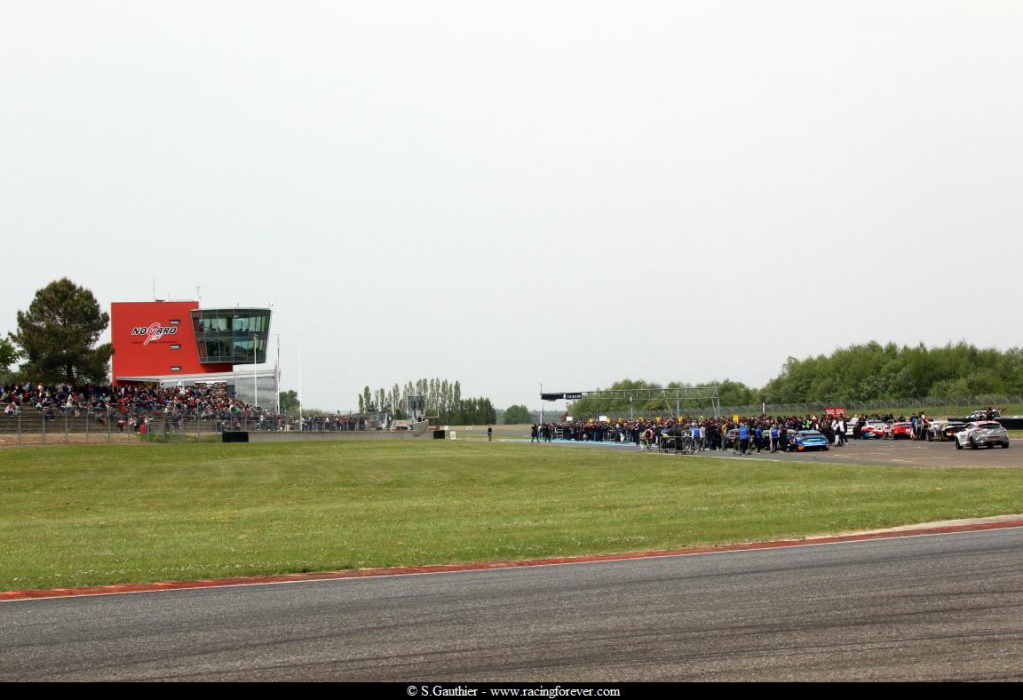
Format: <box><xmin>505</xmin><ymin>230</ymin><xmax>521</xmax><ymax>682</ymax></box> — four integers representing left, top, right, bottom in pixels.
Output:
<box><xmin>110</xmin><ymin>301</ymin><xmax>273</xmax><ymax>404</ymax></box>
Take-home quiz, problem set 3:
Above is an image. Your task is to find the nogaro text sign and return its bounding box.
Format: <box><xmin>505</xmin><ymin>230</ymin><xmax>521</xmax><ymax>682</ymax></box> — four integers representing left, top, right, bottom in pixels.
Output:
<box><xmin>131</xmin><ymin>323</ymin><xmax>179</xmax><ymax>345</ymax></box>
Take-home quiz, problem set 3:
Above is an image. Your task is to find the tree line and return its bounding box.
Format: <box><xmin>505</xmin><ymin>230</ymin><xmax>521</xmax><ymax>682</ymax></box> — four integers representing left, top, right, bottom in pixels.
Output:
<box><xmin>567</xmin><ymin>342</ymin><xmax>1023</xmax><ymax>417</ymax></box>
<box><xmin>762</xmin><ymin>341</ymin><xmax>1023</xmax><ymax>403</ymax></box>
<box><xmin>357</xmin><ymin>378</ymin><xmax>497</xmax><ymax>425</ymax></box>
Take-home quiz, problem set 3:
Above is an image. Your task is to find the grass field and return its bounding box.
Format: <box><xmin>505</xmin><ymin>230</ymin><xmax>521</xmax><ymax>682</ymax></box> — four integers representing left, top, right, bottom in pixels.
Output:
<box><xmin>2</xmin><ymin>439</ymin><xmax>1023</xmax><ymax>592</ymax></box>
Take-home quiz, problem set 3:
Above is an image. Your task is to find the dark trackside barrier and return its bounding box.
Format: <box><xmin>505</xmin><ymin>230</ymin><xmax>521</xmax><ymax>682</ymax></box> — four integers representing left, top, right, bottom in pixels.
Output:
<box><xmin>945</xmin><ymin>416</ymin><xmax>1023</xmax><ymax>430</ymax></box>
<box><xmin>222</xmin><ymin>431</ymin><xmax>250</xmax><ymax>443</ymax></box>
<box><xmin>433</xmin><ymin>430</ymin><xmax>446</xmax><ymax>440</ymax></box>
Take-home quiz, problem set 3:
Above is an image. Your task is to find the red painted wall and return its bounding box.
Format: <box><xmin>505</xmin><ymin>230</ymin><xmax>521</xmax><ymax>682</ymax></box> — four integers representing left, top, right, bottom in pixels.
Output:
<box><xmin>110</xmin><ymin>301</ymin><xmax>231</xmax><ymax>384</ymax></box>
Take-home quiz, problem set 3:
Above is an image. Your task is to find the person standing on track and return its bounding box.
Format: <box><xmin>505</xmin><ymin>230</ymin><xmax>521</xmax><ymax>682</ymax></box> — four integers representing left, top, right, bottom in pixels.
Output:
<box><xmin>641</xmin><ymin>425</ymin><xmax>655</xmax><ymax>451</ymax></box>
<box><xmin>737</xmin><ymin>422</ymin><xmax>750</xmax><ymax>455</ymax></box>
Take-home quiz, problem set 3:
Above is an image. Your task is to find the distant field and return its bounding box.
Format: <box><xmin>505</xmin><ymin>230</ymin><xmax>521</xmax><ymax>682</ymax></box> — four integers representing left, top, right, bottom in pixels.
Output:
<box><xmin>2</xmin><ymin>440</ymin><xmax>1023</xmax><ymax>592</ymax></box>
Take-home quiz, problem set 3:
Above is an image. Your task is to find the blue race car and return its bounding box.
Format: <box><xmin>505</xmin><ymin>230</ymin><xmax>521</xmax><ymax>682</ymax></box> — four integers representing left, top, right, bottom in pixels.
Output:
<box><xmin>787</xmin><ymin>430</ymin><xmax>831</xmax><ymax>452</ymax></box>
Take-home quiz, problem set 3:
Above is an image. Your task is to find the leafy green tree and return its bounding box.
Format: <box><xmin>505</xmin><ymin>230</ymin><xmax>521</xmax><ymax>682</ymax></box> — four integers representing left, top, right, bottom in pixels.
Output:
<box><xmin>279</xmin><ymin>389</ymin><xmax>300</xmax><ymax>415</ymax></box>
<box><xmin>0</xmin><ymin>336</ymin><xmax>18</xmax><ymax>375</ymax></box>
<box><xmin>10</xmin><ymin>278</ymin><xmax>112</xmax><ymax>384</ymax></box>
<box><xmin>455</xmin><ymin>396</ymin><xmax>496</xmax><ymax>424</ymax></box>
<box><xmin>503</xmin><ymin>404</ymin><xmax>532</xmax><ymax>424</ymax></box>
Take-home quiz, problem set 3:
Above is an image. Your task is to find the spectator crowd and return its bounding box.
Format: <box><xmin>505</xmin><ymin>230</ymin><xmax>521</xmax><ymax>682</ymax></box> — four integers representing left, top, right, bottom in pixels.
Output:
<box><xmin>0</xmin><ymin>381</ymin><xmax>367</xmax><ymax>433</ymax></box>
<box><xmin>530</xmin><ymin>412</ymin><xmax>935</xmax><ymax>453</ymax></box>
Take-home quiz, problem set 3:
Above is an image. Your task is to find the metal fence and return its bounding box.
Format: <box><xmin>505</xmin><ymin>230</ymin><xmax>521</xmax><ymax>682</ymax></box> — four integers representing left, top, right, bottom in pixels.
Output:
<box><xmin>0</xmin><ymin>409</ymin><xmax>370</xmax><ymax>445</ymax></box>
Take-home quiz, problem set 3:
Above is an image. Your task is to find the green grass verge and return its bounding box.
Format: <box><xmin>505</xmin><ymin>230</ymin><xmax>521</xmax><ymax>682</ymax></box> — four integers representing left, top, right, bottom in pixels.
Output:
<box><xmin>1</xmin><ymin>440</ymin><xmax>1022</xmax><ymax>592</ymax></box>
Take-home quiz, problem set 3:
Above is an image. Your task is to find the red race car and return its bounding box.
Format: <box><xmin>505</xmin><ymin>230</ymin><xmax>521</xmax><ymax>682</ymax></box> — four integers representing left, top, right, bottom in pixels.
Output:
<box><xmin>859</xmin><ymin>421</ymin><xmax>891</xmax><ymax>439</ymax></box>
<box><xmin>891</xmin><ymin>422</ymin><xmax>915</xmax><ymax>440</ymax></box>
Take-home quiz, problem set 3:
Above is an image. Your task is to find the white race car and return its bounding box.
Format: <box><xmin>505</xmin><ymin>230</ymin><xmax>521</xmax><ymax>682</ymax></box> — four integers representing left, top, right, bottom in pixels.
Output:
<box><xmin>954</xmin><ymin>421</ymin><xmax>1010</xmax><ymax>449</ymax></box>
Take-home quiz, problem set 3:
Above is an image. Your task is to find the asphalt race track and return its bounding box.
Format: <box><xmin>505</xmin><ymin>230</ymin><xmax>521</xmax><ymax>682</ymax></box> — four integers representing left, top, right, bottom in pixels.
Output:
<box><xmin>720</xmin><ymin>434</ymin><xmax>1022</xmax><ymax>468</ymax></box>
<box><xmin>558</xmin><ymin>432</ymin><xmax>1023</xmax><ymax>468</ymax></box>
<box><xmin>2</xmin><ymin>526</ymin><xmax>1023</xmax><ymax>681</ymax></box>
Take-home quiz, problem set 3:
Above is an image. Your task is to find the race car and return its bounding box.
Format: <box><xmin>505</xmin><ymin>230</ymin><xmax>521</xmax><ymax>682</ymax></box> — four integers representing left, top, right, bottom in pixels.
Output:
<box><xmin>723</xmin><ymin>428</ymin><xmax>742</xmax><ymax>450</ymax></box>
<box><xmin>954</xmin><ymin>421</ymin><xmax>1010</xmax><ymax>450</ymax></box>
<box><xmin>859</xmin><ymin>421</ymin><xmax>891</xmax><ymax>439</ymax></box>
<box><xmin>787</xmin><ymin>430</ymin><xmax>831</xmax><ymax>452</ymax></box>
<box><xmin>890</xmin><ymin>422</ymin><xmax>915</xmax><ymax>440</ymax></box>
<box><xmin>928</xmin><ymin>421</ymin><xmax>967</xmax><ymax>442</ymax></box>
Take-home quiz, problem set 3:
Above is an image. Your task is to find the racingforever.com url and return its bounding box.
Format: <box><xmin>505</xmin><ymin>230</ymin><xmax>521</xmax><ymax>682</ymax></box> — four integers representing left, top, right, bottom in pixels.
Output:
<box><xmin>408</xmin><ymin>685</ymin><xmax>621</xmax><ymax>698</ymax></box>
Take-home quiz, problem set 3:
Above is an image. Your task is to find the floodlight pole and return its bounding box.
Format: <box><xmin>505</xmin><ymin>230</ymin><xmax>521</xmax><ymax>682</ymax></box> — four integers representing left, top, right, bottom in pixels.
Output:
<box><xmin>253</xmin><ymin>333</ymin><xmax>258</xmax><ymax>409</ymax></box>
<box><xmin>276</xmin><ymin>334</ymin><xmax>281</xmax><ymax>415</ymax></box>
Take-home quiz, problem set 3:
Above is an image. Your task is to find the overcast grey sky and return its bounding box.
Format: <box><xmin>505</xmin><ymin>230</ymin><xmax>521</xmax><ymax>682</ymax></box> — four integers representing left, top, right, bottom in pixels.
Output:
<box><xmin>2</xmin><ymin>2</ymin><xmax>1021</xmax><ymax>412</ymax></box>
